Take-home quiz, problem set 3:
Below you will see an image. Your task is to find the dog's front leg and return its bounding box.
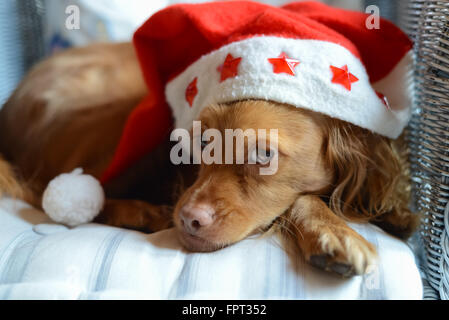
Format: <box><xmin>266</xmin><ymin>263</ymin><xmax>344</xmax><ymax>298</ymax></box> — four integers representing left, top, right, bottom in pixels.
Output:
<box><xmin>94</xmin><ymin>199</ymin><xmax>173</xmax><ymax>233</ymax></box>
<box><xmin>286</xmin><ymin>195</ymin><xmax>377</xmax><ymax>277</ymax></box>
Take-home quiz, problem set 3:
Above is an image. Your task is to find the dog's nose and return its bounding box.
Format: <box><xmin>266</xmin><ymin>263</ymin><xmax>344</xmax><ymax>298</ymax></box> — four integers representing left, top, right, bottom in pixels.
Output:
<box><xmin>180</xmin><ymin>204</ymin><xmax>215</xmax><ymax>233</ymax></box>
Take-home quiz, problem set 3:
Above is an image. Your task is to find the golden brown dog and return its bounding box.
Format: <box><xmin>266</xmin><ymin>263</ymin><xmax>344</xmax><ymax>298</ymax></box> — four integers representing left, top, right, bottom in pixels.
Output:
<box><xmin>0</xmin><ymin>42</ymin><xmax>419</xmax><ymax>277</ymax></box>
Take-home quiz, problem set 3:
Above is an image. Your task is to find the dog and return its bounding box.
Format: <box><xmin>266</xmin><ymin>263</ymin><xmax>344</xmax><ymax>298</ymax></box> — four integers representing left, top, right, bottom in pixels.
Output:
<box><xmin>0</xmin><ymin>42</ymin><xmax>419</xmax><ymax>277</ymax></box>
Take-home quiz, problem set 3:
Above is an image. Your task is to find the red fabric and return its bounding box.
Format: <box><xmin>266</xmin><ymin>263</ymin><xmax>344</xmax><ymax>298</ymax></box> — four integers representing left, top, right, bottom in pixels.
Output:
<box><xmin>282</xmin><ymin>1</ymin><xmax>412</xmax><ymax>82</ymax></box>
<box><xmin>101</xmin><ymin>1</ymin><xmax>412</xmax><ymax>184</ymax></box>
<box><xmin>100</xmin><ymin>95</ymin><xmax>172</xmax><ymax>184</ymax></box>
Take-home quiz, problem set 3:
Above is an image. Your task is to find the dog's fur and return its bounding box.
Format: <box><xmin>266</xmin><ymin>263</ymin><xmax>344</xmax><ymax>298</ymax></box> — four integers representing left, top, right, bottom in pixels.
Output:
<box><xmin>0</xmin><ymin>43</ymin><xmax>419</xmax><ymax>277</ymax></box>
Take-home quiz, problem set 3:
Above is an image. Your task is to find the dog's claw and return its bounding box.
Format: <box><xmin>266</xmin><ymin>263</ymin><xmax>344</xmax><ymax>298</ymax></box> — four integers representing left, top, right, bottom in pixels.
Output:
<box><xmin>310</xmin><ymin>254</ymin><xmax>328</xmax><ymax>269</ymax></box>
<box><xmin>309</xmin><ymin>254</ymin><xmax>356</xmax><ymax>277</ymax></box>
<box><xmin>330</xmin><ymin>262</ymin><xmax>353</xmax><ymax>277</ymax></box>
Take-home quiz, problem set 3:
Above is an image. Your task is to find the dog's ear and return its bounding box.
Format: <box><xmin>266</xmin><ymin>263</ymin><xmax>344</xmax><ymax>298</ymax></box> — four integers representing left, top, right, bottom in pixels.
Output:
<box><xmin>321</xmin><ymin>118</ymin><xmax>412</xmax><ymax>227</ymax></box>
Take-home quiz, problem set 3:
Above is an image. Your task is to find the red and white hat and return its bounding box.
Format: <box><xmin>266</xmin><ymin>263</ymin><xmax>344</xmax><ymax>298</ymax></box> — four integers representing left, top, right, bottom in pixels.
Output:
<box><xmin>101</xmin><ymin>1</ymin><xmax>413</xmax><ymax>183</ymax></box>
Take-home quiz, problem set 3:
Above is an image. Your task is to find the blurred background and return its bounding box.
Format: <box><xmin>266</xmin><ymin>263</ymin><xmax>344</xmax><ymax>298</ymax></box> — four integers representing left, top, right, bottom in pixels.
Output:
<box><xmin>0</xmin><ymin>0</ymin><xmax>398</xmax><ymax>107</ymax></box>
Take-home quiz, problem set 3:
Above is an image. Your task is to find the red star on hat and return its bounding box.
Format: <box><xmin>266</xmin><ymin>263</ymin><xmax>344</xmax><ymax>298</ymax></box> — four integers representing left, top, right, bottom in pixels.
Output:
<box><xmin>185</xmin><ymin>77</ymin><xmax>198</xmax><ymax>107</ymax></box>
<box><xmin>330</xmin><ymin>65</ymin><xmax>359</xmax><ymax>91</ymax></box>
<box><xmin>268</xmin><ymin>52</ymin><xmax>300</xmax><ymax>75</ymax></box>
<box><xmin>217</xmin><ymin>54</ymin><xmax>242</xmax><ymax>82</ymax></box>
<box><xmin>376</xmin><ymin>91</ymin><xmax>391</xmax><ymax>109</ymax></box>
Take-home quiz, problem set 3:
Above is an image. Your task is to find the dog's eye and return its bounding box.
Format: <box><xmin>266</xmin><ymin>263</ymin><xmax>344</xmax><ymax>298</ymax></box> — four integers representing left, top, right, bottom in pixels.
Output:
<box><xmin>193</xmin><ymin>135</ymin><xmax>208</xmax><ymax>150</ymax></box>
<box><xmin>250</xmin><ymin>147</ymin><xmax>276</xmax><ymax>165</ymax></box>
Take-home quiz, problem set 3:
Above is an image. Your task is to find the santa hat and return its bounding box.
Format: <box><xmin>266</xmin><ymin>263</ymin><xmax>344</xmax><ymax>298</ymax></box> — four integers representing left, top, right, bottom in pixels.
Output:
<box><xmin>101</xmin><ymin>1</ymin><xmax>413</xmax><ymax>184</ymax></box>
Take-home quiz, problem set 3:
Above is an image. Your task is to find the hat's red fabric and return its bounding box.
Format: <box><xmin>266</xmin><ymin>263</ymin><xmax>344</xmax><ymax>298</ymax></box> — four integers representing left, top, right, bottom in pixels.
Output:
<box><xmin>100</xmin><ymin>1</ymin><xmax>412</xmax><ymax>184</ymax></box>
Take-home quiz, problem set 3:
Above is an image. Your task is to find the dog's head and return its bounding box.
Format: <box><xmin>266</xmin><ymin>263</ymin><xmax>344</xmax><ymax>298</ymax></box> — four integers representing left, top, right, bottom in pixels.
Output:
<box><xmin>173</xmin><ymin>100</ymin><xmax>405</xmax><ymax>251</ymax></box>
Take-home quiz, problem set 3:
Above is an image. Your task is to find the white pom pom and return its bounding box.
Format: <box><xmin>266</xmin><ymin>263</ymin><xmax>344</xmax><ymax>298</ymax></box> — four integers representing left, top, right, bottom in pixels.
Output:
<box><xmin>42</xmin><ymin>168</ymin><xmax>105</xmax><ymax>227</ymax></box>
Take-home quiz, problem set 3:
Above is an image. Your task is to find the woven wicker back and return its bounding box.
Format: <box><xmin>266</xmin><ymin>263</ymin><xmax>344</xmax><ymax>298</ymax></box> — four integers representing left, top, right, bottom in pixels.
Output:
<box><xmin>399</xmin><ymin>0</ymin><xmax>449</xmax><ymax>300</ymax></box>
<box><xmin>0</xmin><ymin>0</ymin><xmax>45</xmax><ymax>106</ymax></box>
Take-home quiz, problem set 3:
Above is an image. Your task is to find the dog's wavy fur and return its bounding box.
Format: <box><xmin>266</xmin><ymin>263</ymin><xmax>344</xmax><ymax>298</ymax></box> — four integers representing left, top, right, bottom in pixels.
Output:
<box><xmin>262</xmin><ymin>113</ymin><xmax>417</xmax><ymax>242</ymax></box>
<box><xmin>0</xmin><ymin>42</ymin><xmax>419</xmax><ymax>276</ymax></box>
<box><xmin>322</xmin><ymin>119</ymin><xmax>417</xmax><ymax>236</ymax></box>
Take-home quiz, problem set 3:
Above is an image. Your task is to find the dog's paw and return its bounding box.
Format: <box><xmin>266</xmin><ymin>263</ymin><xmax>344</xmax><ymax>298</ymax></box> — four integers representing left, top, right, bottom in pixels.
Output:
<box><xmin>95</xmin><ymin>199</ymin><xmax>172</xmax><ymax>233</ymax></box>
<box><xmin>305</xmin><ymin>227</ymin><xmax>377</xmax><ymax>277</ymax></box>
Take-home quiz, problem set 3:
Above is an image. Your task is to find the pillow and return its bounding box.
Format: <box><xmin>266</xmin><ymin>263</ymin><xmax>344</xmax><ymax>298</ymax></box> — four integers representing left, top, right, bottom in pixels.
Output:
<box><xmin>43</xmin><ymin>0</ymin><xmax>169</xmax><ymax>52</ymax></box>
<box><xmin>0</xmin><ymin>197</ymin><xmax>422</xmax><ymax>299</ymax></box>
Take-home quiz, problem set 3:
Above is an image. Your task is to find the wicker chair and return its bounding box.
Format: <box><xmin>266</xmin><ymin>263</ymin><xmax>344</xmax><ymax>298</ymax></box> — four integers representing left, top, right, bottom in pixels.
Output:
<box><xmin>1</xmin><ymin>0</ymin><xmax>448</xmax><ymax>300</ymax></box>
<box><xmin>0</xmin><ymin>0</ymin><xmax>44</xmax><ymax>106</ymax></box>
<box><xmin>397</xmin><ymin>0</ymin><xmax>449</xmax><ymax>300</ymax></box>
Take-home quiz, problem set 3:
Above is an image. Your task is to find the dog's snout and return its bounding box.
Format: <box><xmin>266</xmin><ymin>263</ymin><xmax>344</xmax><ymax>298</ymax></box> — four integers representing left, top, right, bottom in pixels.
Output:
<box><xmin>180</xmin><ymin>204</ymin><xmax>215</xmax><ymax>233</ymax></box>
